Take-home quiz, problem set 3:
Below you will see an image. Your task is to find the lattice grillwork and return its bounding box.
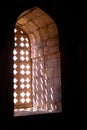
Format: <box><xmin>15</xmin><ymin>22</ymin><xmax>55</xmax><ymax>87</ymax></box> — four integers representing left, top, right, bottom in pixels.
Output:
<box><xmin>13</xmin><ymin>26</ymin><xmax>32</xmax><ymax>109</ymax></box>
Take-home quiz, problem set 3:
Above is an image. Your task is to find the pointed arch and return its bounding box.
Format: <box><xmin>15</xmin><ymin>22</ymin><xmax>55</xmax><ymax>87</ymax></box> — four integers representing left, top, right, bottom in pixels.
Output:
<box><xmin>13</xmin><ymin>6</ymin><xmax>62</xmax><ymax>116</ymax></box>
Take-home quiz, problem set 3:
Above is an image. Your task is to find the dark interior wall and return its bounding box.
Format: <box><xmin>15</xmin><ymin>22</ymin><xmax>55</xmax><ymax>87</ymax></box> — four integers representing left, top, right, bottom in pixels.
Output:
<box><xmin>0</xmin><ymin>0</ymin><xmax>82</xmax><ymax>128</ymax></box>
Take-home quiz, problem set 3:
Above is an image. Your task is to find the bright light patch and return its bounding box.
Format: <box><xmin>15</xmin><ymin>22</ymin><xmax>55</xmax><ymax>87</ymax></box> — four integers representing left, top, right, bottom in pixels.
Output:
<box><xmin>20</xmin><ymin>92</ymin><xmax>25</xmax><ymax>97</ymax></box>
<box><xmin>20</xmin><ymin>64</ymin><xmax>25</xmax><ymax>69</ymax></box>
<box><xmin>45</xmin><ymin>74</ymin><xmax>47</xmax><ymax>79</ymax></box>
<box><xmin>20</xmin><ymin>50</ymin><xmax>24</xmax><ymax>55</ymax></box>
<box><xmin>55</xmin><ymin>105</ymin><xmax>57</xmax><ymax>109</ymax></box>
<box><xmin>40</xmin><ymin>78</ymin><xmax>43</xmax><ymax>84</ymax></box>
<box><xmin>45</xmin><ymin>79</ymin><xmax>47</xmax><ymax>86</ymax></box>
<box><xmin>20</xmin><ymin>84</ymin><xmax>25</xmax><ymax>89</ymax></box>
<box><xmin>20</xmin><ymin>98</ymin><xmax>25</xmax><ymax>103</ymax></box>
<box><xmin>51</xmin><ymin>94</ymin><xmax>53</xmax><ymax>100</ymax></box>
<box><xmin>13</xmin><ymin>49</ymin><xmax>17</xmax><ymax>55</ymax></box>
<box><xmin>26</xmin><ymin>65</ymin><xmax>30</xmax><ymax>69</ymax></box>
<box><xmin>14</xmin><ymin>28</ymin><xmax>17</xmax><ymax>33</ymax></box>
<box><xmin>20</xmin><ymin>31</ymin><xmax>23</xmax><ymax>34</ymax></box>
<box><xmin>20</xmin><ymin>36</ymin><xmax>24</xmax><ymax>41</ymax></box>
<box><xmin>26</xmin><ymin>98</ymin><xmax>31</xmax><ymax>103</ymax></box>
<box><xmin>36</xmin><ymin>86</ymin><xmax>38</xmax><ymax>91</ymax></box>
<box><xmin>26</xmin><ymin>84</ymin><xmax>30</xmax><ymax>88</ymax></box>
<box><xmin>36</xmin><ymin>80</ymin><xmax>38</xmax><ymax>85</ymax></box>
<box><xmin>14</xmin><ymin>92</ymin><xmax>18</xmax><ymax>97</ymax></box>
<box><xmin>26</xmin><ymin>70</ymin><xmax>30</xmax><ymax>75</ymax></box>
<box><xmin>25</xmin><ymin>51</ymin><xmax>29</xmax><ymax>55</ymax></box>
<box><xmin>25</xmin><ymin>38</ymin><xmax>28</xmax><ymax>42</ymax></box>
<box><xmin>25</xmin><ymin>43</ymin><xmax>29</xmax><ymax>48</ymax></box>
<box><xmin>45</xmin><ymin>95</ymin><xmax>48</xmax><ymax>101</ymax></box>
<box><xmin>41</xmin><ymin>93</ymin><xmax>44</xmax><ymax>99</ymax></box>
<box><xmin>14</xmin><ymin>37</ymin><xmax>17</xmax><ymax>41</ymax></box>
<box><xmin>14</xmin><ymin>84</ymin><xmax>17</xmax><ymax>89</ymax></box>
<box><xmin>20</xmin><ymin>42</ymin><xmax>24</xmax><ymax>47</ymax></box>
<box><xmin>26</xmin><ymin>57</ymin><xmax>29</xmax><ymax>61</ymax></box>
<box><xmin>13</xmin><ymin>70</ymin><xmax>17</xmax><ymax>75</ymax></box>
<box><xmin>14</xmin><ymin>42</ymin><xmax>17</xmax><ymax>47</ymax></box>
<box><xmin>13</xmin><ymin>56</ymin><xmax>17</xmax><ymax>61</ymax></box>
<box><xmin>40</xmin><ymin>64</ymin><xmax>43</xmax><ymax>69</ymax></box>
<box><xmin>40</xmin><ymin>69</ymin><xmax>43</xmax><ymax>75</ymax></box>
<box><xmin>41</xmin><ymin>99</ymin><xmax>43</xmax><ymax>105</ymax></box>
<box><xmin>36</xmin><ymin>99</ymin><xmax>38</xmax><ymax>105</ymax></box>
<box><xmin>14</xmin><ymin>78</ymin><xmax>17</xmax><ymax>83</ymax></box>
<box><xmin>36</xmin><ymin>94</ymin><xmax>38</xmax><ymax>99</ymax></box>
<box><xmin>26</xmin><ymin>92</ymin><xmax>30</xmax><ymax>97</ymax></box>
<box><xmin>45</xmin><ymin>104</ymin><xmax>48</xmax><ymax>110</ymax></box>
<box><xmin>14</xmin><ymin>98</ymin><xmax>18</xmax><ymax>104</ymax></box>
<box><xmin>20</xmin><ymin>56</ymin><xmax>25</xmax><ymax>61</ymax></box>
<box><xmin>26</xmin><ymin>78</ymin><xmax>30</xmax><ymax>82</ymax></box>
<box><xmin>51</xmin><ymin>104</ymin><xmax>54</xmax><ymax>110</ymax></box>
<box><xmin>50</xmin><ymin>88</ymin><xmax>53</xmax><ymax>94</ymax></box>
<box><xmin>45</xmin><ymin>89</ymin><xmax>48</xmax><ymax>95</ymax></box>
<box><xmin>41</xmin><ymin>84</ymin><xmax>43</xmax><ymax>91</ymax></box>
<box><xmin>13</xmin><ymin>64</ymin><xmax>17</xmax><ymax>69</ymax></box>
<box><xmin>20</xmin><ymin>70</ymin><xmax>25</xmax><ymax>75</ymax></box>
<box><xmin>20</xmin><ymin>78</ymin><xmax>25</xmax><ymax>83</ymax></box>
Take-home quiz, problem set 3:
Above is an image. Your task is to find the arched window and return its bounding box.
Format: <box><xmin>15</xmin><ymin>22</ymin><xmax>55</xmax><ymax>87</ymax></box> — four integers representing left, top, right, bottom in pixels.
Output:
<box><xmin>13</xmin><ymin>7</ymin><xmax>62</xmax><ymax>116</ymax></box>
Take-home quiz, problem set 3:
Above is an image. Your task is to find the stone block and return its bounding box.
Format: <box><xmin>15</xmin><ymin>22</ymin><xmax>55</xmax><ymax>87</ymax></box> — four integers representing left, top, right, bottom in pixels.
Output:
<box><xmin>47</xmin><ymin>39</ymin><xmax>59</xmax><ymax>48</ymax></box>
<box><xmin>49</xmin><ymin>46</ymin><xmax>59</xmax><ymax>54</ymax></box>
<box><xmin>48</xmin><ymin>23</ymin><xmax>58</xmax><ymax>38</ymax></box>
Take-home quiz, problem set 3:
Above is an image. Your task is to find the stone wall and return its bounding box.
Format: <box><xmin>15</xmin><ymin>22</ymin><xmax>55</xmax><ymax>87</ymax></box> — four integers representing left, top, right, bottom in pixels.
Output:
<box><xmin>16</xmin><ymin>7</ymin><xmax>62</xmax><ymax>112</ymax></box>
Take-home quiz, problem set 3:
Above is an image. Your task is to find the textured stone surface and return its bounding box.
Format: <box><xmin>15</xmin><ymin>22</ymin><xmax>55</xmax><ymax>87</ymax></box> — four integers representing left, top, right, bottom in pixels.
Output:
<box><xmin>15</xmin><ymin>7</ymin><xmax>62</xmax><ymax>114</ymax></box>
